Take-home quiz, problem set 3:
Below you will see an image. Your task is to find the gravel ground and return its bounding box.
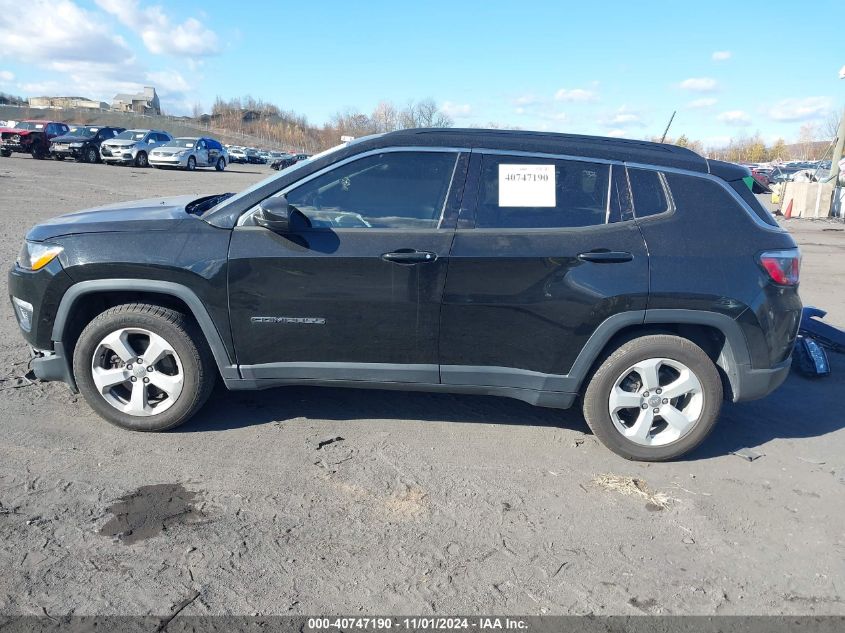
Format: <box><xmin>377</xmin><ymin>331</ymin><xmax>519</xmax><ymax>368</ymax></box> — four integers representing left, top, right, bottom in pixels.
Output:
<box><xmin>0</xmin><ymin>155</ymin><xmax>843</xmax><ymax>617</ymax></box>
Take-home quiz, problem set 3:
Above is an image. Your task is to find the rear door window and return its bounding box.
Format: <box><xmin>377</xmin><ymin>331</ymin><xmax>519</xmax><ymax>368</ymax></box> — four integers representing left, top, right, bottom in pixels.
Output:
<box><xmin>475</xmin><ymin>155</ymin><xmax>610</xmax><ymax>228</ymax></box>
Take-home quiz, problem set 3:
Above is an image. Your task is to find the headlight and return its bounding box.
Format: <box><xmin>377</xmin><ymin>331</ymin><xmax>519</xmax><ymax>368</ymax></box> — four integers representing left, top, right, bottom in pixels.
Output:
<box><xmin>124</xmin><ymin>144</ymin><xmax>135</xmax><ymax>150</ymax></box>
<box><xmin>17</xmin><ymin>241</ymin><xmax>63</xmax><ymax>271</ymax></box>
<box><xmin>69</xmin><ymin>142</ymin><xmax>83</xmax><ymax>148</ymax></box>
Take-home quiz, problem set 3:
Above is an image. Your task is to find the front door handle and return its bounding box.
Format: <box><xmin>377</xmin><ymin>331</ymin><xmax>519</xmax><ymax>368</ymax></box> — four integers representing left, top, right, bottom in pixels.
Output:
<box><xmin>381</xmin><ymin>249</ymin><xmax>438</xmax><ymax>265</ymax></box>
<box><xmin>577</xmin><ymin>250</ymin><xmax>634</xmax><ymax>263</ymax></box>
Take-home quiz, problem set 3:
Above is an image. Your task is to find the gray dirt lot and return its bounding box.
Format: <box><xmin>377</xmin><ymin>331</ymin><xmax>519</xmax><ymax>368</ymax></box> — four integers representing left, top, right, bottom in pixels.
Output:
<box><xmin>0</xmin><ymin>156</ymin><xmax>844</xmax><ymax>616</ymax></box>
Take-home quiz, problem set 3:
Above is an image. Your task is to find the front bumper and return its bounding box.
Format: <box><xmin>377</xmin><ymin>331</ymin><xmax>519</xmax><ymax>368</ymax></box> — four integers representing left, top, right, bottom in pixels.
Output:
<box><xmin>101</xmin><ymin>146</ymin><xmax>137</xmax><ymax>162</ymax></box>
<box><xmin>1</xmin><ymin>140</ymin><xmax>26</xmax><ymax>153</ymax></box>
<box><xmin>149</xmin><ymin>154</ymin><xmax>188</xmax><ymax>168</ymax></box>
<box><xmin>30</xmin><ymin>343</ymin><xmax>77</xmax><ymax>392</ymax></box>
<box><xmin>51</xmin><ymin>144</ymin><xmax>84</xmax><ymax>158</ymax></box>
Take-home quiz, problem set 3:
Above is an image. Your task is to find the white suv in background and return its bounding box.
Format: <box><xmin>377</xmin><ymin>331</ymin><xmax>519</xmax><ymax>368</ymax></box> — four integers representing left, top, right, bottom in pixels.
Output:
<box><xmin>100</xmin><ymin>129</ymin><xmax>172</xmax><ymax>167</ymax></box>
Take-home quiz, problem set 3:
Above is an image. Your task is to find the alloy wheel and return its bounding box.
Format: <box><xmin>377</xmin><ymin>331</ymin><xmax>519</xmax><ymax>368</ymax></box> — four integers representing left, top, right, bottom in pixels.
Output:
<box><xmin>90</xmin><ymin>327</ymin><xmax>184</xmax><ymax>417</ymax></box>
<box><xmin>608</xmin><ymin>357</ymin><xmax>704</xmax><ymax>446</ymax></box>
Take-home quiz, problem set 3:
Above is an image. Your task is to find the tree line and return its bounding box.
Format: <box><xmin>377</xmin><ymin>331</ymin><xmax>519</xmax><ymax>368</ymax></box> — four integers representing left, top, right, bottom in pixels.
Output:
<box><xmin>195</xmin><ymin>96</ymin><xmax>454</xmax><ymax>152</ymax></box>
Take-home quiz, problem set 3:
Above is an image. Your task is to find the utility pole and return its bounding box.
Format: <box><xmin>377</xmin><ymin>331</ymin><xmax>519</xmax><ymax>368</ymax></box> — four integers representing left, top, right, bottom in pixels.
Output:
<box><xmin>830</xmin><ymin>66</ymin><xmax>845</xmax><ymax>219</ymax></box>
<box><xmin>831</xmin><ymin>105</ymin><xmax>845</xmax><ymax>184</ymax></box>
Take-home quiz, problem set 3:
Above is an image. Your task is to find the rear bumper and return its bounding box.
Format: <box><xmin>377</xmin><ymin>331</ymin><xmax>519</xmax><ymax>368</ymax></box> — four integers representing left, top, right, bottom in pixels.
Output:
<box><xmin>733</xmin><ymin>356</ymin><xmax>791</xmax><ymax>402</ymax></box>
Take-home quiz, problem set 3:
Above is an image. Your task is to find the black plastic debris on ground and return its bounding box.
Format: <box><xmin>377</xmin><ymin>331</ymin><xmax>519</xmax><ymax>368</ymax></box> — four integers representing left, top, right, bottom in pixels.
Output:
<box><xmin>731</xmin><ymin>447</ymin><xmax>764</xmax><ymax>462</ymax></box>
<box><xmin>98</xmin><ymin>483</ymin><xmax>203</xmax><ymax>545</ymax></box>
<box><xmin>317</xmin><ymin>436</ymin><xmax>344</xmax><ymax>450</ymax></box>
<box><xmin>800</xmin><ymin>306</ymin><xmax>845</xmax><ymax>353</ymax></box>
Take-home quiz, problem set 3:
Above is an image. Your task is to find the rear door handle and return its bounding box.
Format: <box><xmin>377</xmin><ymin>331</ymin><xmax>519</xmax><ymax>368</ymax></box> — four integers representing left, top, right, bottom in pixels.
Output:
<box><xmin>577</xmin><ymin>250</ymin><xmax>633</xmax><ymax>263</ymax></box>
<box><xmin>381</xmin><ymin>249</ymin><xmax>438</xmax><ymax>265</ymax></box>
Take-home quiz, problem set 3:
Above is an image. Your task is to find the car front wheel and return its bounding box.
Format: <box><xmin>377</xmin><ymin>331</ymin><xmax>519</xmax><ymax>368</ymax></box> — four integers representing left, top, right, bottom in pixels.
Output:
<box><xmin>215</xmin><ymin>157</ymin><xmax>225</xmax><ymax>171</ymax></box>
<box><xmin>134</xmin><ymin>151</ymin><xmax>148</xmax><ymax>168</ymax></box>
<box><xmin>582</xmin><ymin>334</ymin><xmax>723</xmax><ymax>461</ymax></box>
<box><xmin>73</xmin><ymin>304</ymin><xmax>215</xmax><ymax>431</ymax></box>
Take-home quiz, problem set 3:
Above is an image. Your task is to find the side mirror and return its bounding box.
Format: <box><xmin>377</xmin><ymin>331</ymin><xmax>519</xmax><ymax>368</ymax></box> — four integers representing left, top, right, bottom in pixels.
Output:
<box><xmin>255</xmin><ymin>195</ymin><xmax>311</xmax><ymax>233</ymax></box>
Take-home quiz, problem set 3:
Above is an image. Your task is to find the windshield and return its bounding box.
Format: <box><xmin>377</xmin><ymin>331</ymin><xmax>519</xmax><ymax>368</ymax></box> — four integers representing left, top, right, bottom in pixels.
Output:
<box><xmin>114</xmin><ymin>130</ymin><xmax>147</xmax><ymax>141</ymax></box>
<box><xmin>15</xmin><ymin>122</ymin><xmax>45</xmax><ymax>130</ymax></box>
<box><xmin>163</xmin><ymin>139</ymin><xmax>197</xmax><ymax>149</ymax></box>
<box><xmin>66</xmin><ymin>126</ymin><xmax>99</xmax><ymax>138</ymax></box>
<box><xmin>204</xmin><ymin>141</ymin><xmax>357</xmax><ymax>217</ymax></box>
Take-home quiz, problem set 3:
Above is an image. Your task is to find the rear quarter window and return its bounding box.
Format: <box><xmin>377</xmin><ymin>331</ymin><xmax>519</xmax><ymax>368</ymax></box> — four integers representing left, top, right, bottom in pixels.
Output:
<box><xmin>664</xmin><ymin>172</ymin><xmax>777</xmax><ymax>227</ymax></box>
<box><xmin>729</xmin><ymin>180</ymin><xmax>779</xmax><ymax>227</ymax></box>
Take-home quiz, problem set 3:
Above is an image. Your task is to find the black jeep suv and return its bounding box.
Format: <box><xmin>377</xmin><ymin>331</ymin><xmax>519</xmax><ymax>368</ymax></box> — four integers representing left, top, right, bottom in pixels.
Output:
<box><xmin>50</xmin><ymin>125</ymin><xmax>125</xmax><ymax>163</ymax></box>
<box><xmin>8</xmin><ymin>129</ymin><xmax>801</xmax><ymax>460</ymax></box>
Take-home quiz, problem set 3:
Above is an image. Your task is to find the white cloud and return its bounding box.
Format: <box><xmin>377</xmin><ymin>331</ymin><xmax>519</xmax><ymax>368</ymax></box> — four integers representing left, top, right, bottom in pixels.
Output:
<box><xmin>440</xmin><ymin>101</ymin><xmax>472</xmax><ymax>118</ymax></box>
<box><xmin>514</xmin><ymin>107</ymin><xmax>525</xmax><ymax>115</ymax></box>
<box><xmin>679</xmin><ymin>77</ymin><xmax>718</xmax><ymax>92</ymax></box>
<box><xmin>603</xmin><ymin>105</ymin><xmax>645</xmax><ymax>128</ymax></box>
<box><xmin>717</xmin><ymin>110</ymin><xmax>751</xmax><ymax>126</ymax></box>
<box><xmin>145</xmin><ymin>69</ymin><xmax>190</xmax><ymax>93</ymax></box>
<box><xmin>606</xmin><ymin>129</ymin><xmax>629</xmax><ymax>138</ymax></box>
<box><xmin>514</xmin><ymin>94</ymin><xmax>538</xmax><ymax>106</ymax></box>
<box><xmin>554</xmin><ymin>88</ymin><xmax>597</xmax><ymax>102</ymax></box>
<box><xmin>686</xmin><ymin>97</ymin><xmax>717</xmax><ymax>109</ymax></box>
<box><xmin>95</xmin><ymin>0</ymin><xmax>220</xmax><ymax>57</ymax></box>
<box><xmin>767</xmin><ymin>97</ymin><xmax>831</xmax><ymax>122</ymax></box>
<box><xmin>0</xmin><ymin>70</ymin><xmax>14</xmax><ymax>82</ymax></box>
<box><xmin>0</xmin><ymin>0</ymin><xmax>132</xmax><ymax>66</ymax></box>
<box><xmin>712</xmin><ymin>51</ymin><xmax>732</xmax><ymax>61</ymax></box>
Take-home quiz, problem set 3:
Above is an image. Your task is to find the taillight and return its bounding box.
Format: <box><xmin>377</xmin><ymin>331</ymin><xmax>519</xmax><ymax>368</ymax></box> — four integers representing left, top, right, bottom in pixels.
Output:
<box><xmin>759</xmin><ymin>249</ymin><xmax>800</xmax><ymax>286</ymax></box>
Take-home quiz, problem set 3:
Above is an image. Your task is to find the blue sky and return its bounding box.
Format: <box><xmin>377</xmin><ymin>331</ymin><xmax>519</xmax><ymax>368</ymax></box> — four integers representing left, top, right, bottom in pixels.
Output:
<box><xmin>0</xmin><ymin>0</ymin><xmax>842</xmax><ymax>148</ymax></box>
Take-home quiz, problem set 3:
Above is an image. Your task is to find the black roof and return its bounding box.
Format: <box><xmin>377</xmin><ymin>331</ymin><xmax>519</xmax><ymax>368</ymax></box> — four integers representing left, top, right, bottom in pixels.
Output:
<box><xmin>370</xmin><ymin>128</ymin><xmax>710</xmax><ymax>174</ymax></box>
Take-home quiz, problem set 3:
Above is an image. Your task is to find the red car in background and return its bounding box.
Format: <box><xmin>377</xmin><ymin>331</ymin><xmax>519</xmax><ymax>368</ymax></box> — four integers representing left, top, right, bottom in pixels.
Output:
<box><xmin>0</xmin><ymin>120</ymin><xmax>69</xmax><ymax>159</ymax></box>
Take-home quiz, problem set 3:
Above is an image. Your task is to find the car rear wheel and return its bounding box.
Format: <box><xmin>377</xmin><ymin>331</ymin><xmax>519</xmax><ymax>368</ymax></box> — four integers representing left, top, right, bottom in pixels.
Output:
<box><xmin>73</xmin><ymin>304</ymin><xmax>215</xmax><ymax>431</ymax></box>
<box><xmin>187</xmin><ymin>156</ymin><xmax>196</xmax><ymax>171</ymax></box>
<box><xmin>215</xmin><ymin>157</ymin><xmax>225</xmax><ymax>171</ymax></box>
<box><xmin>134</xmin><ymin>151</ymin><xmax>148</xmax><ymax>168</ymax></box>
<box><xmin>582</xmin><ymin>335</ymin><xmax>723</xmax><ymax>461</ymax></box>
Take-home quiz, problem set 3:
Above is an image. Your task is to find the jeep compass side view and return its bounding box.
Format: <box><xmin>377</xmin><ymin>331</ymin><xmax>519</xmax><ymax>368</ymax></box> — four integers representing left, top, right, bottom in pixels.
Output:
<box><xmin>8</xmin><ymin>129</ymin><xmax>801</xmax><ymax>460</ymax></box>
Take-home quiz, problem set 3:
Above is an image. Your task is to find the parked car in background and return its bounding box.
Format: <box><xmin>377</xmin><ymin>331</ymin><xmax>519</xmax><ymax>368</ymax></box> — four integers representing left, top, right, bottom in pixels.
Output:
<box><xmin>245</xmin><ymin>148</ymin><xmax>264</xmax><ymax>164</ymax></box>
<box><xmin>100</xmin><ymin>129</ymin><xmax>172</xmax><ymax>167</ymax></box>
<box><xmin>0</xmin><ymin>120</ymin><xmax>69</xmax><ymax>159</ymax></box>
<box><xmin>228</xmin><ymin>147</ymin><xmax>247</xmax><ymax>163</ymax></box>
<box><xmin>149</xmin><ymin>137</ymin><xmax>228</xmax><ymax>171</ymax></box>
<box><xmin>49</xmin><ymin>126</ymin><xmax>125</xmax><ymax>163</ymax></box>
<box><xmin>270</xmin><ymin>153</ymin><xmax>296</xmax><ymax>170</ymax></box>
<box><xmin>770</xmin><ymin>166</ymin><xmax>804</xmax><ymax>184</ymax></box>
<box><xmin>8</xmin><ymin>128</ymin><xmax>801</xmax><ymax>461</ymax></box>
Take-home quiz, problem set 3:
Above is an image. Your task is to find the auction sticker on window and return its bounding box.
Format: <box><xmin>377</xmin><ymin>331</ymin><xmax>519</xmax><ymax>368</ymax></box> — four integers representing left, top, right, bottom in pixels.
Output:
<box><xmin>498</xmin><ymin>164</ymin><xmax>555</xmax><ymax>207</ymax></box>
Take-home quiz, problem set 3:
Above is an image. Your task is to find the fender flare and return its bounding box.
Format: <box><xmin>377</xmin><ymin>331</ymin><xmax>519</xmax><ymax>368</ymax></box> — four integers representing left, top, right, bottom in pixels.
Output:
<box><xmin>567</xmin><ymin>309</ymin><xmax>750</xmax><ymax>398</ymax></box>
<box><xmin>52</xmin><ymin>279</ymin><xmax>238</xmax><ymax>379</ymax></box>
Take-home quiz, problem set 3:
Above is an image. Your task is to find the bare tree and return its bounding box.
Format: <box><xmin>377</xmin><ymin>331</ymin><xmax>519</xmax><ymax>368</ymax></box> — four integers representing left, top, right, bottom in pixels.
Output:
<box><xmin>371</xmin><ymin>100</ymin><xmax>399</xmax><ymax>133</ymax></box>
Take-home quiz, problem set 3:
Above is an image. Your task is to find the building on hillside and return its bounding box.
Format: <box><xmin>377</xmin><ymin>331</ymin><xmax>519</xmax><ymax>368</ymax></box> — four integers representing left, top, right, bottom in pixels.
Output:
<box><xmin>111</xmin><ymin>86</ymin><xmax>160</xmax><ymax>115</ymax></box>
<box><xmin>28</xmin><ymin>96</ymin><xmax>108</xmax><ymax>110</ymax></box>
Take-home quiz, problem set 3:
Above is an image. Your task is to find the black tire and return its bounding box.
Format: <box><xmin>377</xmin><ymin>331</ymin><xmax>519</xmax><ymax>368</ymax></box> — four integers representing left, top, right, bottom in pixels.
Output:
<box><xmin>134</xmin><ymin>151</ymin><xmax>148</xmax><ymax>168</ymax></box>
<box><xmin>187</xmin><ymin>156</ymin><xmax>196</xmax><ymax>171</ymax></box>
<box><xmin>215</xmin><ymin>157</ymin><xmax>225</xmax><ymax>171</ymax></box>
<box><xmin>54</xmin><ymin>154</ymin><xmax>65</xmax><ymax>161</ymax></box>
<box><xmin>85</xmin><ymin>146</ymin><xmax>99</xmax><ymax>163</ymax></box>
<box><xmin>73</xmin><ymin>303</ymin><xmax>215</xmax><ymax>432</ymax></box>
<box><xmin>582</xmin><ymin>335</ymin><xmax>723</xmax><ymax>461</ymax></box>
<box><xmin>31</xmin><ymin>143</ymin><xmax>46</xmax><ymax>159</ymax></box>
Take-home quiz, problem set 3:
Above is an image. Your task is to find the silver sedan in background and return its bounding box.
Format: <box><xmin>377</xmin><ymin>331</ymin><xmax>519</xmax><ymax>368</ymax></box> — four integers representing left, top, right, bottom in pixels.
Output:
<box><xmin>149</xmin><ymin>137</ymin><xmax>228</xmax><ymax>171</ymax></box>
